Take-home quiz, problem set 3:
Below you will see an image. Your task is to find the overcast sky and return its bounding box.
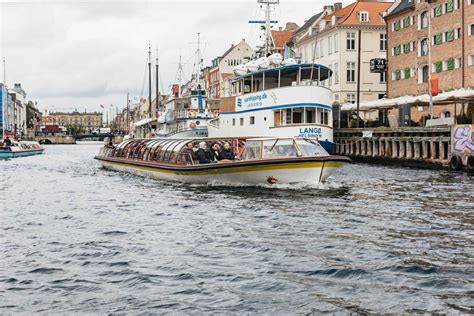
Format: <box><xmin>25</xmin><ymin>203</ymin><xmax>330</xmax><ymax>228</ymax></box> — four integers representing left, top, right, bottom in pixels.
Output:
<box><xmin>0</xmin><ymin>0</ymin><xmax>351</xmax><ymax>113</ymax></box>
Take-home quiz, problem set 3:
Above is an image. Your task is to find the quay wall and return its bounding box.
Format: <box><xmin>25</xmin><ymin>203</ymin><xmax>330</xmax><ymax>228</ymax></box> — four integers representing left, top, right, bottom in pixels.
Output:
<box><xmin>333</xmin><ymin>126</ymin><xmax>473</xmax><ymax>171</ymax></box>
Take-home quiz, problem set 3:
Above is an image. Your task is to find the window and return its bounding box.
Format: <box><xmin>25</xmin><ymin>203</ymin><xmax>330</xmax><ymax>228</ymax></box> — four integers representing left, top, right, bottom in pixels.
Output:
<box><xmin>394</xmin><ymin>69</ymin><xmax>401</xmax><ymax>80</ymax></box>
<box><xmin>380</xmin><ymin>71</ymin><xmax>386</xmax><ymax>83</ymax></box>
<box><xmin>420</xmin><ymin>11</ymin><xmax>429</xmax><ymax>29</ymax></box>
<box><xmin>404</xmin><ymin>67</ymin><xmax>411</xmax><ymax>79</ymax></box>
<box><xmin>403</xmin><ymin>16</ymin><xmax>410</xmax><ymax>28</ymax></box>
<box><xmin>420</xmin><ymin>38</ymin><xmax>429</xmax><ymax>56</ymax></box>
<box><xmin>469</xmin><ymin>55</ymin><xmax>474</xmax><ymax>66</ymax></box>
<box><xmin>346</xmin><ymin>62</ymin><xmax>355</xmax><ymax>82</ymax></box>
<box><xmin>394</xmin><ymin>20</ymin><xmax>401</xmax><ymax>31</ymax></box>
<box><xmin>433</xmin><ymin>5</ymin><xmax>442</xmax><ymax>17</ymax></box>
<box><xmin>393</xmin><ymin>44</ymin><xmax>401</xmax><ymax>55</ymax></box>
<box><xmin>240</xmin><ymin>117</ymin><xmax>244</xmax><ymax>125</ymax></box>
<box><xmin>320</xmin><ymin>40</ymin><xmax>324</xmax><ymax>57</ymax></box>
<box><xmin>360</xmin><ymin>11</ymin><xmax>369</xmax><ymax>22</ymax></box>
<box><xmin>346</xmin><ymin>93</ymin><xmax>356</xmax><ymax>104</ymax></box>
<box><xmin>346</xmin><ymin>32</ymin><xmax>355</xmax><ymax>50</ymax></box>
<box><xmin>380</xmin><ymin>33</ymin><xmax>387</xmax><ymax>51</ymax></box>
<box><xmin>334</xmin><ymin>33</ymin><xmax>339</xmax><ymax>52</ymax></box>
<box><xmin>250</xmin><ymin>116</ymin><xmax>255</xmax><ymax>125</ymax></box>
<box><xmin>334</xmin><ymin>63</ymin><xmax>339</xmax><ymax>84</ymax></box>
<box><xmin>447</xmin><ymin>57</ymin><xmax>455</xmax><ymax>70</ymax></box>
<box><xmin>470</xmin><ymin>24</ymin><xmax>474</xmax><ymax>36</ymax></box>
<box><xmin>328</xmin><ymin>36</ymin><xmax>332</xmax><ymax>55</ymax></box>
<box><xmin>378</xmin><ymin>93</ymin><xmax>385</xmax><ymax>99</ymax></box>
<box><xmin>435</xmin><ymin>61</ymin><xmax>443</xmax><ymax>73</ymax></box>
<box><xmin>434</xmin><ymin>33</ymin><xmax>442</xmax><ymax>45</ymax></box>
<box><xmin>455</xmin><ymin>57</ymin><xmax>462</xmax><ymax>68</ymax></box>
<box><xmin>421</xmin><ymin>65</ymin><xmax>429</xmax><ymax>83</ymax></box>
<box><xmin>403</xmin><ymin>42</ymin><xmax>411</xmax><ymax>53</ymax></box>
<box><xmin>446</xmin><ymin>0</ymin><xmax>454</xmax><ymax>12</ymax></box>
<box><xmin>456</xmin><ymin>28</ymin><xmax>462</xmax><ymax>39</ymax></box>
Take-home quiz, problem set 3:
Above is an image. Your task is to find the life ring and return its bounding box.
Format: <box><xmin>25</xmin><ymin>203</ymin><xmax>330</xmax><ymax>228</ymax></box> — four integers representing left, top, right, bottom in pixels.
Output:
<box><xmin>466</xmin><ymin>156</ymin><xmax>474</xmax><ymax>172</ymax></box>
<box><xmin>189</xmin><ymin>121</ymin><xmax>197</xmax><ymax>129</ymax></box>
<box><xmin>188</xmin><ymin>110</ymin><xmax>196</xmax><ymax>118</ymax></box>
<box><xmin>450</xmin><ymin>155</ymin><xmax>462</xmax><ymax>171</ymax></box>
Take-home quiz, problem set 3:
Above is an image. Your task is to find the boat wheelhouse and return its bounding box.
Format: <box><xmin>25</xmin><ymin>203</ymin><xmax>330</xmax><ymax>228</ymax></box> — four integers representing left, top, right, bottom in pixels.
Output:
<box><xmin>156</xmin><ymin>87</ymin><xmax>217</xmax><ymax>138</ymax></box>
<box><xmin>0</xmin><ymin>141</ymin><xmax>44</xmax><ymax>159</ymax></box>
<box><xmin>207</xmin><ymin>63</ymin><xmax>336</xmax><ymax>153</ymax></box>
<box><xmin>95</xmin><ymin>136</ymin><xmax>350</xmax><ymax>186</ymax></box>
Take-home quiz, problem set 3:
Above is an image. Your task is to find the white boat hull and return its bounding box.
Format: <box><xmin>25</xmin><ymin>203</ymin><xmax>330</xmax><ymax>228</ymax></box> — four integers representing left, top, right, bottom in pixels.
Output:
<box><xmin>97</xmin><ymin>158</ymin><xmax>346</xmax><ymax>186</ymax></box>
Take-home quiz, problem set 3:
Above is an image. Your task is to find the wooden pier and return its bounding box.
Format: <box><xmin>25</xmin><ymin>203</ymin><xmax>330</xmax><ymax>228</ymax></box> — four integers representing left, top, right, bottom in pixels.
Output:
<box><xmin>333</xmin><ymin>127</ymin><xmax>452</xmax><ymax>169</ymax></box>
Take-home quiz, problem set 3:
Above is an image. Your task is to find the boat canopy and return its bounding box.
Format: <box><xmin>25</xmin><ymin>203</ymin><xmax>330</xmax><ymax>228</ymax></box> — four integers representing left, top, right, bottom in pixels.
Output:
<box><xmin>231</xmin><ymin>63</ymin><xmax>332</xmax><ymax>96</ymax></box>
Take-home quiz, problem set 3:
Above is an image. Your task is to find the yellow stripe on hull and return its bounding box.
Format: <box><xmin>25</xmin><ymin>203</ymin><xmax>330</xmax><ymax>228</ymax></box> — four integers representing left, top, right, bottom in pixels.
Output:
<box><xmin>100</xmin><ymin>159</ymin><xmax>344</xmax><ymax>176</ymax></box>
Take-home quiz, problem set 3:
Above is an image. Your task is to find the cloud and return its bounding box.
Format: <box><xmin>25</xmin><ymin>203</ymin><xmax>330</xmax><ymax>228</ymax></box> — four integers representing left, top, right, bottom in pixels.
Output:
<box><xmin>0</xmin><ymin>0</ymin><xmax>352</xmax><ymax>112</ymax></box>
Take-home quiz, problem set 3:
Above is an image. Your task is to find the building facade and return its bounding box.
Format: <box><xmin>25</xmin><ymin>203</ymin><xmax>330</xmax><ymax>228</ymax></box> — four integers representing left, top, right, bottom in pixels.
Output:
<box><xmin>385</xmin><ymin>0</ymin><xmax>474</xmax><ymax>122</ymax></box>
<box><xmin>44</xmin><ymin>109</ymin><xmax>103</xmax><ymax>134</ymax></box>
<box><xmin>207</xmin><ymin>39</ymin><xmax>254</xmax><ymax>98</ymax></box>
<box><xmin>296</xmin><ymin>0</ymin><xmax>392</xmax><ymax>106</ymax></box>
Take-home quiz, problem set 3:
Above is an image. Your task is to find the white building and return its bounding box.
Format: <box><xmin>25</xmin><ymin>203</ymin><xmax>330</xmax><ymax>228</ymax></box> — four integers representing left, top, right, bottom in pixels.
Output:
<box><xmin>296</xmin><ymin>0</ymin><xmax>393</xmax><ymax>106</ymax></box>
<box><xmin>5</xmin><ymin>83</ymin><xmax>28</xmax><ymax>137</ymax></box>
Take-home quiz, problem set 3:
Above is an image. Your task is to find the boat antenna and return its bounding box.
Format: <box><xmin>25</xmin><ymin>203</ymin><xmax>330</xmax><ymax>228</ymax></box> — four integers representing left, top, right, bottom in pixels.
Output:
<box><xmin>176</xmin><ymin>53</ymin><xmax>184</xmax><ymax>97</ymax></box>
<box><xmin>147</xmin><ymin>42</ymin><xmax>152</xmax><ymax>119</ymax></box>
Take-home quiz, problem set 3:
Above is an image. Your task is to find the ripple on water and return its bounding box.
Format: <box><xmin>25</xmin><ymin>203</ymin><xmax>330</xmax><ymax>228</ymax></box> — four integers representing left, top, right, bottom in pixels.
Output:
<box><xmin>0</xmin><ymin>144</ymin><xmax>473</xmax><ymax>314</ymax></box>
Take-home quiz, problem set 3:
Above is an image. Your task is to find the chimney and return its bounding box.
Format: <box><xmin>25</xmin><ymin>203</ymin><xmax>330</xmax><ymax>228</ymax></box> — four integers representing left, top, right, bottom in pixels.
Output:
<box><xmin>334</xmin><ymin>2</ymin><xmax>343</xmax><ymax>11</ymax></box>
<box><xmin>323</xmin><ymin>5</ymin><xmax>334</xmax><ymax>13</ymax></box>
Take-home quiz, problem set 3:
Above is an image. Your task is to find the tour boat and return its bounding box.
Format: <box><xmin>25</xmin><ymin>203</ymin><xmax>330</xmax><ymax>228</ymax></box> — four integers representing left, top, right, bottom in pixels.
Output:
<box><xmin>208</xmin><ymin>62</ymin><xmax>336</xmax><ymax>154</ymax></box>
<box><xmin>0</xmin><ymin>141</ymin><xmax>44</xmax><ymax>159</ymax></box>
<box><xmin>95</xmin><ymin>137</ymin><xmax>351</xmax><ymax>186</ymax></box>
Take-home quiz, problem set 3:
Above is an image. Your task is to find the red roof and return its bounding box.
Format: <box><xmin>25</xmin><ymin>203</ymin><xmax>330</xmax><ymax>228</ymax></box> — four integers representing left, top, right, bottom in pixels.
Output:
<box><xmin>271</xmin><ymin>30</ymin><xmax>294</xmax><ymax>48</ymax></box>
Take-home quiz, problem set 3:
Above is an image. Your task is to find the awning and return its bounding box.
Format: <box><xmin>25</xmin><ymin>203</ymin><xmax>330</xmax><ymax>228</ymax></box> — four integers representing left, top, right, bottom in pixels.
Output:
<box><xmin>340</xmin><ymin>88</ymin><xmax>474</xmax><ymax>111</ymax></box>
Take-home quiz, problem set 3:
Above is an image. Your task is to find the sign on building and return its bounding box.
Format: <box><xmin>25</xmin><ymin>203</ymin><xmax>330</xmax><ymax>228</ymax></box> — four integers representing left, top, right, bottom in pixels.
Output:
<box><xmin>370</xmin><ymin>58</ymin><xmax>387</xmax><ymax>73</ymax></box>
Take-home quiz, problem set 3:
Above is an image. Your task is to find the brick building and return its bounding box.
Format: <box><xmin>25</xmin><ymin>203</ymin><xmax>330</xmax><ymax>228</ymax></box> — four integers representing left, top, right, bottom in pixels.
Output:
<box><xmin>385</xmin><ymin>0</ymin><xmax>474</xmax><ymax>122</ymax></box>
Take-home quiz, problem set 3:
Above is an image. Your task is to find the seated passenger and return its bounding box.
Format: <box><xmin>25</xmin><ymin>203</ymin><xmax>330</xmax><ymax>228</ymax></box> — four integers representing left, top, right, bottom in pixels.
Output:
<box><xmin>218</xmin><ymin>142</ymin><xmax>235</xmax><ymax>160</ymax></box>
<box><xmin>210</xmin><ymin>143</ymin><xmax>221</xmax><ymax>161</ymax></box>
<box><xmin>183</xmin><ymin>142</ymin><xmax>197</xmax><ymax>162</ymax></box>
<box><xmin>3</xmin><ymin>137</ymin><xmax>13</xmax><ymax>147</ymax></box>
<box><xmin>196</xmin><ymin>142</ymin><xmax>213</xmax><ymax>164</ymax></box>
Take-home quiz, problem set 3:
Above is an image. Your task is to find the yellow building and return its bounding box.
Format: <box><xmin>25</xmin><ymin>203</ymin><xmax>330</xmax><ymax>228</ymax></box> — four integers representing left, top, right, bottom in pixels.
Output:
<box><xmin>44</xmin><ymin>109</ymin><xmax>103</xmax><ymax>133</ymax></box>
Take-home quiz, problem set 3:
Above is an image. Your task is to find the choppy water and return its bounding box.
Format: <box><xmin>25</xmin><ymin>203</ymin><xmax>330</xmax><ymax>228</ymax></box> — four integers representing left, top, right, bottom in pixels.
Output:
<box><xmin>0</xmin><ymin>143</ymin><xmax>473</xmax><ymax>314</ymax></box>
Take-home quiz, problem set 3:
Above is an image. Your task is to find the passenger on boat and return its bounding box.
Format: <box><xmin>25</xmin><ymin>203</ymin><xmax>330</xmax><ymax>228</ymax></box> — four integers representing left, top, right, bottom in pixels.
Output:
<box><xmin>196</xmin><ymin>142</ymin><xmax>213</xmax><ymax>164</ymax></box>
<box><xmin>218</xmin><ymin>142</ymin><xmax>235</xmax><ymax>160</ymax></box>
<box><xmin>210</xmin><ymin>143</ymin><xmax>221</xmax><ymax>161</ymax></box>
<box><xmin>183</xmin><ymin>142</ymin><xmax>197</xmax><ymax>162</ymax></box>
<box><xmin>3</xmin><ymin>137</ymin><xmax>12</xmax><ymax>147</ymax></box>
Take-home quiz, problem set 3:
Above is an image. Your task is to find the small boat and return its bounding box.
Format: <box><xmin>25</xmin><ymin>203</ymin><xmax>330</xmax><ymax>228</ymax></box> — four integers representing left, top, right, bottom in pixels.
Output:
<box><xmin>0</xmin><ymin>141</ymin><xmax>44</xmax><ymax>159</ymax></box>
<box><xmin>95</xmin><ymin>137</ymin><xmax>351</xmax><ymax>186</ymax></box>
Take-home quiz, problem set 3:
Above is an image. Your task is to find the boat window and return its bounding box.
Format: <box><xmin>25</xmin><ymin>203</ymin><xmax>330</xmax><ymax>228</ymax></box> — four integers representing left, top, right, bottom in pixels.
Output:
<box><xmin>157</xmin><ymin>140</ymin><xmax>176</xmax><ymax>162</ymax></box>
<box><xmin>262</xmin><ymin>139</ymin><xmax>297</xmax><ymax>158</ymax></box>
<box><xmin>274</xmin><ymin>106</ymin><xmax>331</xmax><ymax>126</ymax></box>
<box><xmin>279</xmin><ymin>67</ymin><xmax>298</xmax><ymax>88</ymax></box>
<box><xmin>295</xmin><ymin>139</ymin><xmax>329</xmax><ymax>157</ymax></box>
<box><xmin>240</xmin><ymin>140</ymin><xmax>261</xmax><ymax>160</ymax></box>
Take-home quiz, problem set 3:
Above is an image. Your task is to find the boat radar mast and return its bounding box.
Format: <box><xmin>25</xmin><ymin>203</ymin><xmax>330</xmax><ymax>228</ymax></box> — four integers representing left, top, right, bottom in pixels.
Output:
<box><xmin>250</xmin><ymin>0</ymin><xmax>279</xmax><ymax>56</ymax></box>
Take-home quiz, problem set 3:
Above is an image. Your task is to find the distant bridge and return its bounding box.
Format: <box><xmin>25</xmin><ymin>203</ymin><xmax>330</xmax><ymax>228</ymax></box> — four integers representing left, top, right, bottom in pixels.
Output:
<box><xmin>27</xmin><ymin>134</ymin><xmax>122</xmax><ymax>144</ymax></box>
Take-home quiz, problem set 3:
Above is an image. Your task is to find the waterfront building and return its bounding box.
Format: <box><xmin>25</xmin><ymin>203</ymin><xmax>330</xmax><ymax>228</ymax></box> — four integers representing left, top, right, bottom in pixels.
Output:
<box><xmin>270</xmin><ymin>23</ymin><xmax>299</xmax><ymax>56</ymax></box>
<box><xmin>384</xmin><ymin>0</ymin><xmax>474</xmax><ymax>123</ymax></box>
<box><xmin>295</xmin><ymin>0</ymin><xmax>392</xmax><ymax>106</ymax></box>
<box><xmin>207</xmin><ymin>39</ymin><xmax>254</xmax><ymax>99</ymax></box>
<box><xmin>1</xmin><ymin>83</ymin><xmax>29</xmax><ymax>138</ymax></box>
<box><xmin>44</xmin><ymin>109</ymin><xmax>103</xmax><ymax>134</ymax></box>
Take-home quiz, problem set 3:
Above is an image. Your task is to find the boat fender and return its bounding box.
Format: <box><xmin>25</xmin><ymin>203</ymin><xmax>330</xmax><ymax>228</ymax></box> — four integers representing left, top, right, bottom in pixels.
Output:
<box><xmin>450</xmin><ymin>155</ymin><xmax>462</xmax><ymax>171</ymax></box>
<box><xmin>466</xmin><ymin>155</ymin><xmax>474</xmax><ymax>172</ymax></box>
<box><xmin>218</xmin><ymin>159</ymin><xmax>233</xmax><ymax>163</ymax></box>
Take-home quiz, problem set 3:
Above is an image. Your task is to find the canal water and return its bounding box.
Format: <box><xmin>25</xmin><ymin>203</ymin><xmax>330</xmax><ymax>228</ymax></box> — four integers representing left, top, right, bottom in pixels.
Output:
<box><xmin>1</xmin><ymin>143</ymin><xmax>473</xmax><ymax>314</ymax></box>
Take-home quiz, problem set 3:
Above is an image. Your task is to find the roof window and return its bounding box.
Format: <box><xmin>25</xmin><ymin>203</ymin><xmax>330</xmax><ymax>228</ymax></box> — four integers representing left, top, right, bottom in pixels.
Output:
<box><xmin>359</xmin><ymin>11</ymin><xmax>369</xmax><ymax>23</ymax></box>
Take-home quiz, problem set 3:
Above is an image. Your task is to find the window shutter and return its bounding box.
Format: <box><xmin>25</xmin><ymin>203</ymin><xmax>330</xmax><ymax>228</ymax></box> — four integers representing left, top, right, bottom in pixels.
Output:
<box><xmin>447</xmin><ymin>58</ymin><xmax>455</xmax><ymax>70</ymax></box>
<box><xmin>447</xmin><ymin>29</ymin><xmax>454</xmax><ymax>42</ymax></box>
<box><xmin>447</xmin><ymin>0</ymin><xmax>454</xmax><ymax>12</ymax></box>
<box><xmin>435</xmin><ymin>33</ymin><xmax>442</xmax><ymax>44</ymax></box>
<box><xmin>404</xmin><ymin>68</ymin><xmax>411</xmax><ymax>78</ymax></box>
<box><xmin>435</xmin><ymin>61</ymin><xmax>443</xmax><ymax>73</ymax></box>
<box><xmin>403</xmin><ymin>16</ymin><xmax>410</xmax><ymax>28</ymax></box>
<box><xmin>435</xmin><ymin>6</ymin><xmax>442</xmax><ymax>17</ymax></box>
<box><xmin>395</xmin><ymin>69</ymin><xmax>401</xmax><ymax>80</ymax></box>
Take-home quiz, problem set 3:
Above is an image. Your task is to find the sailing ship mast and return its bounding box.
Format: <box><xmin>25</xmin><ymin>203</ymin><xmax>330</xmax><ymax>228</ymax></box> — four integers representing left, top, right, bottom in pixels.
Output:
<box><xmin>147</xmin><ymin>43</ymin><xmax>152</xmax><ymax>119</ymax></box>
<box><xmin>2</xmin><ymin>57</ymin><xmax>6</xmax><ymax>140</ymax></box>
<box><xmin>155</xmin><ymin>48</ymin><xmax>159</xmax><ymax>119</ymax></box>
